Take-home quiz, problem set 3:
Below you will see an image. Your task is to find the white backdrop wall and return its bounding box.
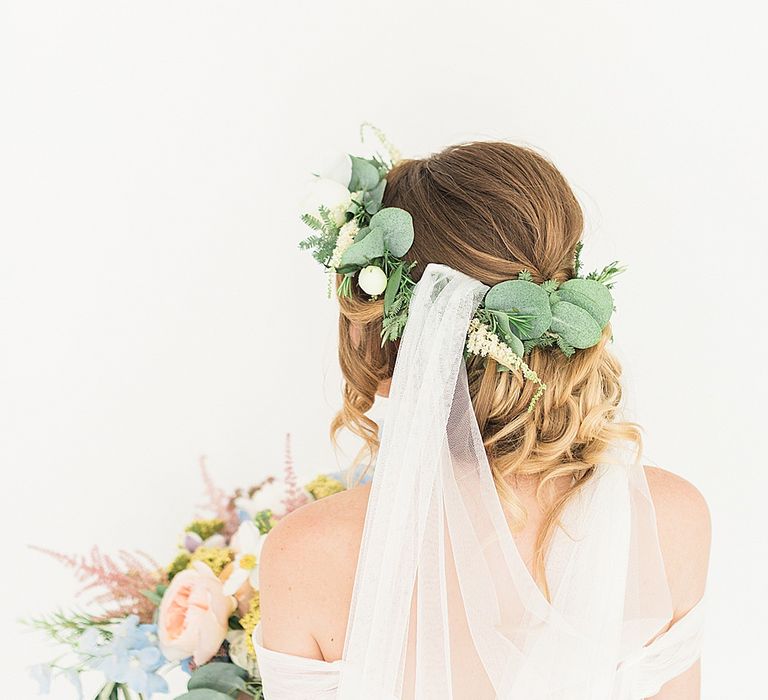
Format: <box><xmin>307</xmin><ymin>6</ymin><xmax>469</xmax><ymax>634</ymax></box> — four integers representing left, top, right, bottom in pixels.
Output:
<box><xmin>1</xmin><ymin>1</ymin><xmax>765</xmax><ymax>697</ymax></box>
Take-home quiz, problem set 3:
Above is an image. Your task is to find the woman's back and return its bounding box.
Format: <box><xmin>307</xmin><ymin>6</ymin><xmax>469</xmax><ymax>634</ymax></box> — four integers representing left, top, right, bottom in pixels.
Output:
<box><xmin>256</xmin><ymin>459</ymin><xmax>709</xmax><ymax>698</ymax></box>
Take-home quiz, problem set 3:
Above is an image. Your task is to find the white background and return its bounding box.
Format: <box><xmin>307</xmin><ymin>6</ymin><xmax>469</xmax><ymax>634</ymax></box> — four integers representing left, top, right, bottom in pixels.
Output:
<box><xmin>1</xmin><ymin>1</ymin><xmax>766</xmax><ymax>697</ymax></box>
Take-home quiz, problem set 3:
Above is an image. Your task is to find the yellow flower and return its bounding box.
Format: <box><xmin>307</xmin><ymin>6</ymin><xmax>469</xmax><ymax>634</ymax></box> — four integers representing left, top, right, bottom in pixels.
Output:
<box><xmin>239</xmin><ymin>592</ymin><xmax>261</xmax><ymax>657</ymax></box>
<box><xmin>185</xmin><ymin>518</ymin><xmax>225</xmax><ymax>540</ymax></box>
<box><xmin>305</xmin><ymin>474</ymin><xmax>345</xmax><ymax>500</ymax></box>
<box><xmin>190</xmin><ymin>546</ymin><xmax>234</xmax><ymax>576</ymax></box>
<box><xmin>167</xmin><ymin>551</ymin><xmax>192</xmax><ymax>580</ymax></box>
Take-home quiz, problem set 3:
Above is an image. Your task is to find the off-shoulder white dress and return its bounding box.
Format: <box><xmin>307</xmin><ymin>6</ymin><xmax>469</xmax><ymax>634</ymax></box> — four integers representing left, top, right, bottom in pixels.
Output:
<box><xmin>252</xmin><ymin>455</ymin><xmax>707</xmax><ymax>699</ymax></box>
<box><xmin>253</xmin><ymin>596</ymin><xmax>704</xmax><ymax>699</ymax></box>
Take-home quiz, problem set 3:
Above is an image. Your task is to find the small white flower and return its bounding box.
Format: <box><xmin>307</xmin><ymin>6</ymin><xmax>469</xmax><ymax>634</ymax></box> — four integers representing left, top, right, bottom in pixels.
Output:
<box><xmin>235</xmin><ymin>480</ymin><xmax>285</xmax><ymax>519</ymax></box>
<box><xmin>301</xmin><ymin>177</ymin><xmax>352</xmax><ymax>227</ymax></box>
<box><xmin>223</xmin><ymin>521</ymin><xmax>268</xmax><ymax>595</ymax></box>
<box><xmin>358</xmin><ymin>265</ymin><xmax>388</xmax><ymax>296</ymax></box>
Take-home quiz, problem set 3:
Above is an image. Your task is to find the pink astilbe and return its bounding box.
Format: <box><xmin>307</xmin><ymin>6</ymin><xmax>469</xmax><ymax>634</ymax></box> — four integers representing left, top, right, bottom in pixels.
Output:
<box><xmin>197</xmin><ymin>455</ymin><xmax>240</xmax><ymax>536</ymax></box>
<box><xmin>29</xmin><ymin>545</ymin><xmax>167</xmax><ymax>623</ymax></box>
<box><xmin>281</xmin><ymin>434</ymin><xmax>310</xmax><ymax>514</ymax></box>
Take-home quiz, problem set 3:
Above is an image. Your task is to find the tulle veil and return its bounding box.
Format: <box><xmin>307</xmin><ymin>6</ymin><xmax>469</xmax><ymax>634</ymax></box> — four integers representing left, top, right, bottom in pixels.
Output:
<box><xmin>335</xmin><ymin>263</ymin><xmax>673</xmax><ymax>699</ymax></box>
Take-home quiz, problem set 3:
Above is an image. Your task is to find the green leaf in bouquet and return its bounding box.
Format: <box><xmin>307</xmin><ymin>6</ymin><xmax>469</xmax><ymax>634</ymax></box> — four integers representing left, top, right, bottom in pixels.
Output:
<box><xmin>176</xmin><ymin>690</ymin><xmax>239</xmax><ymax>700</ymax></box>
<box><xmin>368</xmin><ymin>207</ymin><xmax>414</xmax><ymax>257</ymax></box>
<box><xmin>95</xmin><ymin>681</ymin><xmax>117</xmax><ymax>700</ymax></box>
<box><xmin>348</xmin><ymin>156</ymin><xmax>380</xmax><ymax>191</ymax></box>
<box><xmin>187</xmin><ymin>661</ymin><xmax>249</xmax><ymax>695</ymax></box>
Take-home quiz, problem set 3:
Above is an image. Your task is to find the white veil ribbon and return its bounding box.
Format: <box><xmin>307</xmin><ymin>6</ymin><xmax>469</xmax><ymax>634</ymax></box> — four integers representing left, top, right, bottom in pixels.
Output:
<box><xmin>336</xmin><ymin>264</ymin><xmax>673</xmax><ymax>699</ymax></box>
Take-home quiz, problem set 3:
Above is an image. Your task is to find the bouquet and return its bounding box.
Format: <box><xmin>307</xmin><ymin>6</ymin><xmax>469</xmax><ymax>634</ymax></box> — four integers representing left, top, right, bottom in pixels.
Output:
<box><xmin>26</xmin><ymin>436</ymin><xmax>348</xmax><ymax>700</ymax></box>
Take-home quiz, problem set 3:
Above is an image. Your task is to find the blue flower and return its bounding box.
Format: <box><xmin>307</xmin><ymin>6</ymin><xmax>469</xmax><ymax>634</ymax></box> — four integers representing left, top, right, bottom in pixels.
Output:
<box><xmin>29</xmin><ymin>663</ymin><xmax>52</xmax><ymax>694</ymax></box>
<box><xmin>82</xmin><ymin>616</ymin><xmax>169</xmax><ymax>698</ymax></box>
<box><xmin>63</xmin><ymin>669</ymin><xmax>83</xmax><ymax>700</ymax></box>
<box><xmin>108</xmin><ymin>615</ymin><xmax>150</xmax><ymax>652</ymax></box>
<box><xmin>100</xmin><ymin>646</ymin><xmax>168</xmax><ymax>696</ymax></box>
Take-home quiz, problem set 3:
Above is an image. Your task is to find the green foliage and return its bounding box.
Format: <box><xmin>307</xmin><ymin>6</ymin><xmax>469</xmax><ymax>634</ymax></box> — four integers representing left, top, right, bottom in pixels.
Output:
<box><xmin>348</xmin><ymin>155</ymin><xmax>381</xmax><ymax>191</ymax></box>
<box><xmin>176</xmin><ymin>690</ymin><xmax>240</xmax><ymax>700</ymax></box>
<box><xmin>253</xmin><ymin>508</ymin><xmax>275</xmax><ymax>535</ymax></box>
<box><xmin>300</xmin><ymin>213</ymin><xmax>322</xmax><ymax>231</ymax></box>
<box><xmin>368</xmin><ymin>207</ymin><xmax>414</xmax><ymax>257</ymax></box>
<box><xmin>541</xmin><ymin>279</ymin><xmax>559</xmax><ymax>293</ymax></box>
<box><xmin>484</xmin><ymin>280</ymin><xmax>552</xmax><ymax>340</ymax></box>
<box><xmin>523</xmin><ymin>333</ymin><xmax>557</xmax><ymax>355</ymax></box>
<box><xmin>573</xmin><ymin>241</ymin><xmax>584</xmax><ymax>277</ymax></box>
<box><xmin>299</xmin><ymin>138</ymin><xmax>625</xmax><ymax>380</ymax></box>
<box><xmin>140</xmin><ymin>583</ymin><xmax>167</xmax><ymax>606</ymax></box>
<box><xmin>557</xmin><ymin>278</ymin><xmax>614</xmax><ymax>328</ymax></box>
<box><xmin>299</xmin><ymin>205</ymin><xmax>342</xmax><ymax>267</ymax></box>
<box><xmin>550</xmin><ymin>301</ymin><xmax>602</xmax><ymax>348</ymax></box>
<box><xmin>186</xmin><ymin>662</ymin><xmax>249</xmax><ymax>696</ymax></box>
<box><xmin>339</xmin><ymin>228</ymin><xmax>385</xmax><ymax>268</ymax></box>
<box><xmin>23</xmin><ymin>610</ymin><xmax>108</xmax><ymax>647</ymax></box>
<box><xmin>586</xmin><ymin>260</ymin><xmax>626</xmax><ymax>288</ymax></box>
<box><xmin>556</xmin><ymin>335</ymin><xmax>576</xmax><ymax>357</ymax></box>
<box><xmin>381</xmin><ymin>259</ymin><xmax>416</xmax><ymax>344</ymax></box>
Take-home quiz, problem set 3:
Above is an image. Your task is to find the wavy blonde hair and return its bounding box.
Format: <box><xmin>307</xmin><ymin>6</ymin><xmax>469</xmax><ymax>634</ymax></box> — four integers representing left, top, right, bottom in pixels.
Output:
<box><xmin>330</xmin><ymin>141</ymin><xmax>642</xmax><ymax>598</ymax></box>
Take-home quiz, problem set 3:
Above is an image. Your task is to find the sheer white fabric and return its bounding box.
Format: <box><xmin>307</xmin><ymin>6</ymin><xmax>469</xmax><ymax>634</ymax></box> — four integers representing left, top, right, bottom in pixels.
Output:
<box><xmin>253</xmin><ymin>264</ymin><xmax>705</xmax><ymax>699</ymax></box>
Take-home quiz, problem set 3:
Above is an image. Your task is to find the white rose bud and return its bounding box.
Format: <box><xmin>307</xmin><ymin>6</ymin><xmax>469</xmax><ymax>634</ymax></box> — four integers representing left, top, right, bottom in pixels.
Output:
<box><xmin>358</xmin><ymin>265</ymin><xmax>388</xmax><ymax>296</ymax></box>
<box><xmin>301</xmin><ymin>177</ymin><xmax>352</xmax><ymax>227</ymax></box>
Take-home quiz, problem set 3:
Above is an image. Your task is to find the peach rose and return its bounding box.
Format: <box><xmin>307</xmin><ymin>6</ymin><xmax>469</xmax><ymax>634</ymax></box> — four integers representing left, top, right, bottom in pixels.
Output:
<box><xmin>158</xmin><ymin>561</ymin><xmax>236</xmax><ymax>665</ymax></box>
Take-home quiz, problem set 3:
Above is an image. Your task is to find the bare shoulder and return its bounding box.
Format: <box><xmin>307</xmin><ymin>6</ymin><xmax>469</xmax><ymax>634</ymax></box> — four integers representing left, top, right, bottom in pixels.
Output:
<box><xmin>258</xmin><ymin>483</ymin><xmax>371</xmax><ymax>659</ymax></box>
<box><xmin>261</xmin><ymin>483</ymin><xmax>371</xmax><ymax>569</ymax></box>
<box><xmin>643</xmin><ymin>466</ymin><xmax>711</xmax><ymax>618</ymax></box>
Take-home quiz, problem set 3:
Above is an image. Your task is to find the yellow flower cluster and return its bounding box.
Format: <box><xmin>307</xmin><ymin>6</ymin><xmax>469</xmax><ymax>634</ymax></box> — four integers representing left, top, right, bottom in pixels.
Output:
<box><xmin>305</xmin><ymin>474</ymin><xmax>346</xmax><ymax>500</ymax></box>
<box><xmin>240</xmin><ymin>592</ymin><xmax>261</xmax><ymax>657</ymax></box>
<box><xmin>167</xmin><ymin>551</ymin><xmax>192</xmax><ymax>580</ymax></box>
<box><xmin>185</xmin><ymin>518</ymin><xmax>225</xmax><ymax>540</ymax></box>
<box><xmin>189</xmin><ymin>546</ymin><xmax>234</xmax><ymax>576</ymax></box>
<box><xmin>465</xmin><ymin>319</ymin><xmax>547</xmax><ymax>412</ymax></box>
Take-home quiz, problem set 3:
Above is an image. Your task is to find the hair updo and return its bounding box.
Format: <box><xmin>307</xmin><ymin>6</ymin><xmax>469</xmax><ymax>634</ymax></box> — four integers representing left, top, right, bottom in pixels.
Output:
<box><xmin>330</xmin><ymin>141</ymin><xmax>641</xmax><ymax>596</ymax></box>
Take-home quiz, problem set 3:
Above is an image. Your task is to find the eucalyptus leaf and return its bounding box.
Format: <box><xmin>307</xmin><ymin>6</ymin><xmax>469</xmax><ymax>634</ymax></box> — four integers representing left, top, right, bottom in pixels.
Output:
<box><xmin>550</xmin><ymin>301</ymin><xmax>602</xmax><ymax>348</ymax></box>
<box><xmin>364</xmin><ymin>178</ymin><xmax>386</xmax><ymax>214</ymax></box>
<box><xmin>556</xmin><ymin>278</ymin><xmax>614</xmax><ymax>328</ymax></box>
<box><xmin>368</xmin><ymin>207</ymin><xmax>414</xmax><ymax>257</ymax></box>
<box><xmin>484</xmin><ymin>280</ymin><xmax>552</xmax><ymax>339</ymax></box>
<box><xmin>348</xmin><ymin>156</ymin><xmax>380</xmax><ymax>191</ymax></box>
<box><xmin>188</xmin><ymin>662</ymin><xmax>249</xmax><ymax>691</ymax></box>
<box><xmin>505</xmin><ymin>330</ymin><xmax>525</xmax><ymax>357</ymax></box>
<box><xmin>384</xmin><ymin>263</ymin><xmax>403</xmax><ymax>311</ymax></box>
<box><xmin>353</xmin><ymin>226</ymin><xmax>370</xmax><ymax>242</ymax></box>
<box><xmin>176</xmin><ymin>691</ymin><xmax>237</xmax><ymax>700</ymax></box>
<box><xmin>339</xmin><ymin>228</ymin><xmax>385</xmax><ymax>268</ymax></box>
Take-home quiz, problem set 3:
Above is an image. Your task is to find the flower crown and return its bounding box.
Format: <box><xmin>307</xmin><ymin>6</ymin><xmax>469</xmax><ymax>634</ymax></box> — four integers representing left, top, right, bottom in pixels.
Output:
<box><xmin>299</xmin><ymin>127</ymin><xmax>624</xmax><ymax>411</ymax></box>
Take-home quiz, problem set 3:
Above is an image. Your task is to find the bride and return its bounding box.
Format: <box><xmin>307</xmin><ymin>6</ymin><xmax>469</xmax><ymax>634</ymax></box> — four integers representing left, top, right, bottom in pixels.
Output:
<box><xmin>251</xmin><ymin>139</ymin><xmax>710</xmax><ymax>699</ymax></box>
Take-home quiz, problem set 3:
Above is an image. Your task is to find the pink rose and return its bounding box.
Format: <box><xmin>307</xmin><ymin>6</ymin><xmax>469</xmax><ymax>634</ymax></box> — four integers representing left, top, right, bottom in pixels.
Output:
<box><xmin>158</xmin><ymin>561</ymin><xmax>236</xmax><ymax>665</ymax></box>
